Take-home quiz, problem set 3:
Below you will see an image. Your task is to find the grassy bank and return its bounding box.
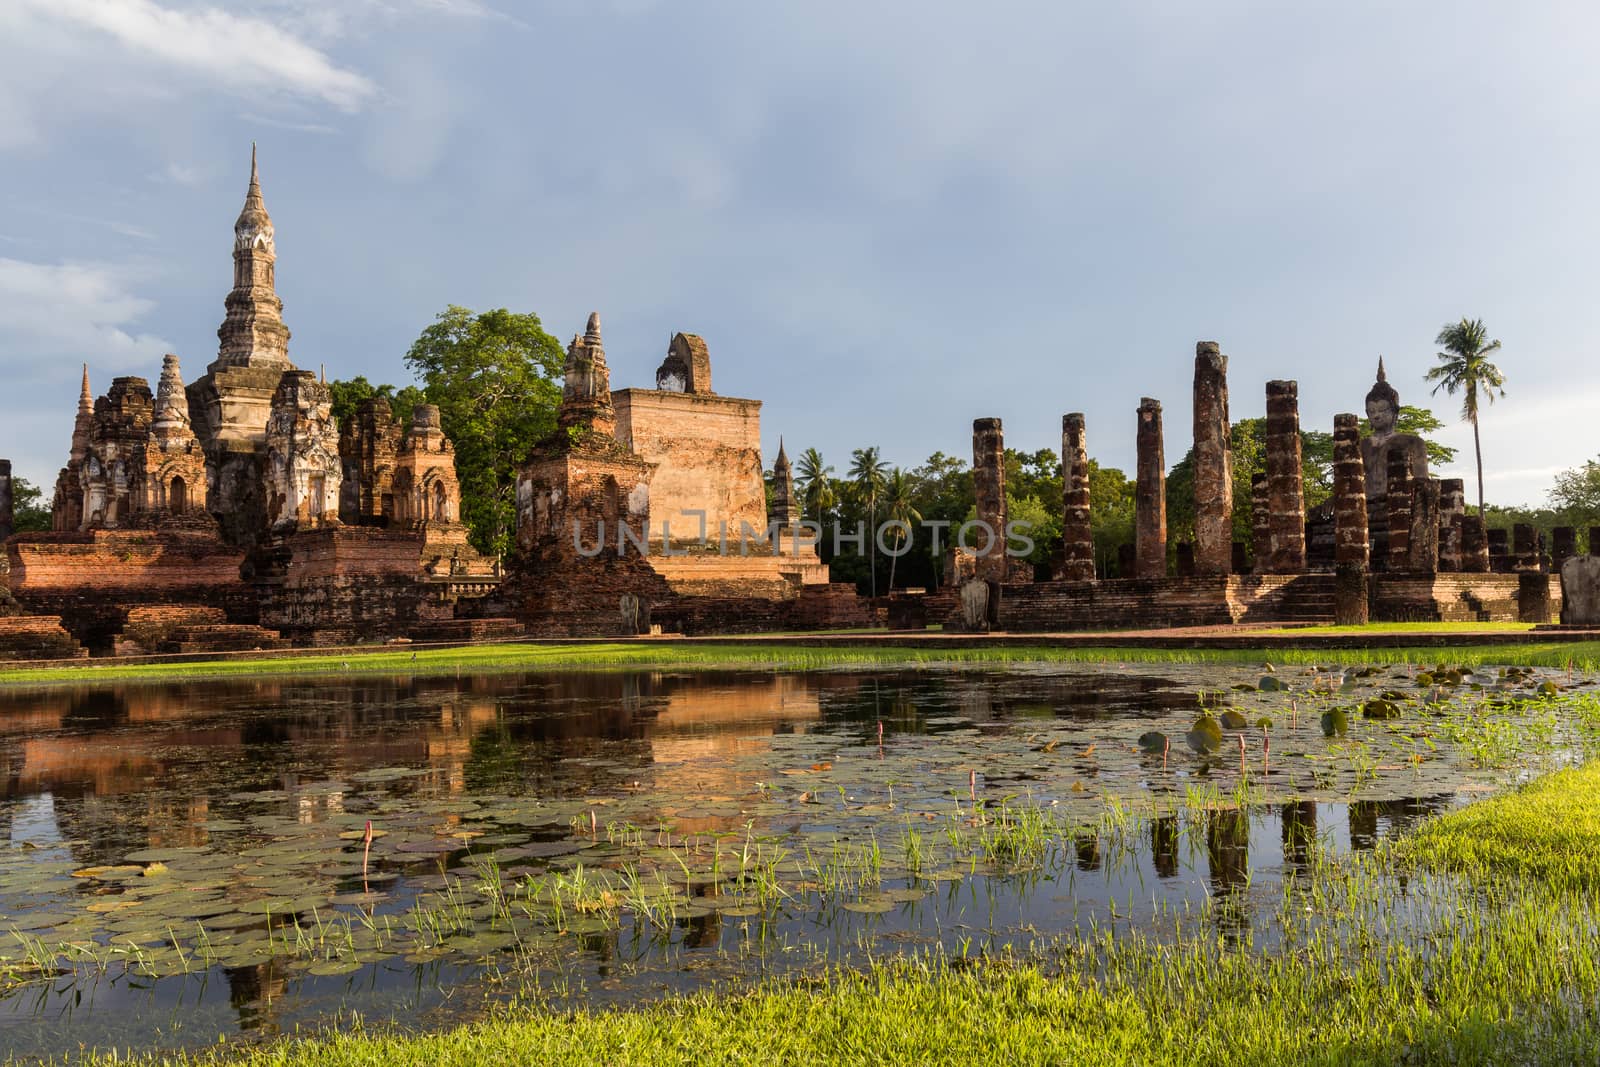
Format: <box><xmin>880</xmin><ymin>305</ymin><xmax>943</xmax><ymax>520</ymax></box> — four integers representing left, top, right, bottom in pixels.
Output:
<box><xmin>5</xmin><ymin>636</ymin><xmax>1600</xmax><ymax>688</ymax></box>
<box><xmin>47</xmin><ymin>761</ymin><xmax>1600</xmax><ymax>1066</ymax></box>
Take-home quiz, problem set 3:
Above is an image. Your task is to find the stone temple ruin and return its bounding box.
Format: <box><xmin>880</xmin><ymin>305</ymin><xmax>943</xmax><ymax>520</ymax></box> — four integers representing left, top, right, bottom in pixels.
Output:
<box><xmin>941</xmin><ymin>343</ymin><xmax>1567</xmax><ymax>632</ymax></box>
<box><xmin>0</xmin><ymin>149</ymin><xmax>870</xmax><ymax>660</ymax></box>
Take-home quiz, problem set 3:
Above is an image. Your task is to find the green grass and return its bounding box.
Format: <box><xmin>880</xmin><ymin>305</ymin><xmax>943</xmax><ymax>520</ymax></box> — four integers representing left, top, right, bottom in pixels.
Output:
<box><xmin>1401</xmin><ymin>761</ymin><xmax>1600</xmax><ymax>889</ymax></box>
<box><xmin>6</xmin><ymin>638</ymin><xmax>1600</xmax><ymax>689</ymax></box>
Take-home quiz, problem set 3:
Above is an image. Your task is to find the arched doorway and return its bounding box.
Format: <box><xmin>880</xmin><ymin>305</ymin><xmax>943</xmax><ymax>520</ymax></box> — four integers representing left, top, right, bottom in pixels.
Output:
<box><xmin>170</xmin><ymin>476</ymin><xmax>187</xmax><ymax>514</ymax></box>
<box><xmin>432</xmin><ymin>481</ymin><xmax>449</xmax><ymax>522</ymax></box>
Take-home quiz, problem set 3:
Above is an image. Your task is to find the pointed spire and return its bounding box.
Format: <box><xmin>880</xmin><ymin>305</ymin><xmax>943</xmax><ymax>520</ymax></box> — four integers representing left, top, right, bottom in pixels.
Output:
<box><xmin>78</xmin><ymin>364</ymin><xmax>91</xmax><ymax>416</ymax></box>
<box><xmin>152</xmin><ymin>353</ymin><xmax>191</xmax><ymax>433</ymax></box>
<box><xmin>250</xmin><ymin>141</ymin><xmax>259</xmax><ymax>189</ymax></box>
<box><xmin>585</xmin><ymin>311</ymin><xmax>602</xmax><ymax>344</ymax></box>
<box><xmin>775</xmin><ymin>436</ymin><xmax>790</xmax><ymax>469</ymax></box>
<box><xmin>1376</xmin><ymin>355</ymin><xmax>1387</xmax><ymax>383</ymax></box>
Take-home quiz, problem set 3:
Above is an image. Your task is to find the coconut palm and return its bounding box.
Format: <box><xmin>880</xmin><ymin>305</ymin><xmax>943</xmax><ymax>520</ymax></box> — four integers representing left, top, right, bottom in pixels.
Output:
<box><xmin>882</xmin><ymin>467</ymin><xmax>922</xmax><ymax>591</ymax></box>
<box><xmin>848</xmin><ymin>446</ymin><xmax>889</xmax><ymax>595</ymax></box>
<box><xmin>796</xmin><ymin>447</ymin><xmax>836</xmax><ymax>525</ymax></box>
<box><xmin>1426</xmin><ymin>317</ymin><xmax>1505</xmax><ymax>517</ymax></box>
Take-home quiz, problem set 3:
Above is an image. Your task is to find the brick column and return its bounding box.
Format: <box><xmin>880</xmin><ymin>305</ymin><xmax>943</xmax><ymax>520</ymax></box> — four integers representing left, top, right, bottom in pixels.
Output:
<box><xmin>972</xmin><ymin>418</ymin><xmax>1007</xmax><ymax>588</ymax></box>
<box><xmin>1409</xmin><ymin>478</ymin><xmax>1440</xmax><ymax>573</ymax></box>
<box><xmin>1487</xmin><ymin>528</ymin><xmax>1510</xmax><ymax>571</ymax></box>
<box><xmin>1056</xmin><ymin>413</ymin><xmax>1094</xmax><ymax>582</ymax></box>
<box><xmin>1460</xmin><ymin>516</ymin><xmax>1490</xmax><ymax>572</ymax></box>
<box><xmin>1135</xmin><ymin>398</ymin><xmax>1166</xmax><ymax>579</ymax></box>
<box><xmin>1553</xmin><ymin>527</ymin><xmax>1576</xmax><ymax>574</ymax></box>
<box><xmin>1438</xmin><ymin>479</ymin><xmax>1465</xmax><ymax>571</ymax></box>
<box><xmin>1192</xmin><ymin>342</ymin><xmax>1232</xmax><ymax>575</ymax></box>
<box><xmin>1512</xmin><ymin>523</ymin><xmax>1540</xmax><ymax>572</ymax></box>
<box><xmin>1332</xmin><ymin>415</ymin><xmax>1368</xmax><ymax>624</ymax></box>
<box><xmin>0</xmin><ymin>459</ymin><xmax>11</xmax><ymax>542</ymax></box>
<box><xmin>1386</xmin><ymin>448</ymin><xmax>1414</xmax><ymax>572</ymax></box>
<box><xmin>1264</xmin><ymin>381</ymin><xmax>1305</xmax><ymax>573</ymax></box>
<box><xmin>1250</xmin><ymin>472</ymin><xmax>1269</xmax><ymax>572</ymax></box>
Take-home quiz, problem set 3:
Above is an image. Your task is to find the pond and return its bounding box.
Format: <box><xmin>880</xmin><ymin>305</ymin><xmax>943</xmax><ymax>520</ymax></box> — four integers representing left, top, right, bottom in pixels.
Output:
<box><xmin>0</xmin><ymin>660</ymin><xmax>1592</xmax><ymax>1059</ymax></box>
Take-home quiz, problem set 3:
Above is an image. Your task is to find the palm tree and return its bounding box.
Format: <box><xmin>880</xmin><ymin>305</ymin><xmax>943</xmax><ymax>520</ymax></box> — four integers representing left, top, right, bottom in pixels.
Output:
<box><xmin>1426</xmin><ymin>317</ymin><xmax>1506</xmax><ymax>517</ymax></box>
<box><xmin>882</xmin><ymin>467</ymin><xmax>922</xmax><ymax>591</ymax></box>
<box><xmin>796</xmin><ymin>447</ymin><xmax>836</xmax><ymax>525</ymax></box>
<box><xmin>848</xmin><ymin>446</ymin><xmax>889</xmax><ymax>595</ymax></box>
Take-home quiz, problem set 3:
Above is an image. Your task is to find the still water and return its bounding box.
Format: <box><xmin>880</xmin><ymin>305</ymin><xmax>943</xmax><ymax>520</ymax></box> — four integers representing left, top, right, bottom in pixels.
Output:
<box><xmin>0</xmin><ymin>664</ymin><xmax>1545</xmax><ymax>1058</ymax></box>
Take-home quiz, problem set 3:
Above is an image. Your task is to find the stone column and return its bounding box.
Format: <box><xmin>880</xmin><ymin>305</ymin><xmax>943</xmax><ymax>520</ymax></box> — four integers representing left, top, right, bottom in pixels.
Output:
<box><xmin>1056</xmin><ymin>413</ymin><xmax>1095</xmax><ymax>582</ymax></box>
<box><xmin>1250</xmin><ymin>473</ymin><xmax>1269</xmax><ymax>572</ymax></box>
<box><xmin>1332</xmin><ymin>416</ymin><xmax>1369</xmax><ymax>571</ymax></box>
<box><xmin>1438</xmin><ymin>479</ymin><xmax>1465</xmax><ymax>571</ymax></box>
<box><xmin>1332</xmin><ymin>415</ymin><xmax>1368</xmax><ymax>625</ymax></box>
<box><xmin>1386</xmin><ymin>448</ymin><xmax>1414</xmax><ymax>572</ymax></box>
<box><xmin>1460</xmin><ymin>515</ymin><xmax>1490</xmax><ymax>572</ymax></box>
<box><xmin>1409</xmin><ymin>478</ymin><xmax>1440</xmax><ymax>573</ymax></box>
<box><xmin>1553</xmin><ymin>527</ymin><xmax>1577</xmax><ymax>574</ymax></box>
<box><xmin>1135</xmin><ymin>398</ymin><xmax>1166</xmax><ymax>579</ymax></box>
<box><xmin>972</xmin><ymin>418</ymin><xmax>1007</xmax><ymax>589</ymax></box>
<box><xmin>1264</xmin><ymin>381</ymin><xmax>1305</xmax><ymax>573</ymax></box>
<box><xmin>1512</xmin><ymin>523</ymin><xmax>1540</xmax><ymax>572</ymax></box>
<box><xmin>1488</xmin><ymin>528</ymin><xmax>1510</xmax><ymax>572</ymax></box>
<box><xmin>1519</xmin><ymin>572</ymin><xmax>1552</xmax><ymax>623</ymax></box>
<box><xmin>1192</xmin><ymin>342</ymin><xmax>1232</xmax><ymax>575</ymax></box>
<box><xmin>0</xmin><ymin>459</ymin><xmax>11</xmax><ymax>542</ymax></box>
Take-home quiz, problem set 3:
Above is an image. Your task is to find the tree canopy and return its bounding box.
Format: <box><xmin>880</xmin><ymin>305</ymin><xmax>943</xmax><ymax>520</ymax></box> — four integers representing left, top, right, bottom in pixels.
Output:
<box><xmin>8</xmin><ymin>478</ymin><xmax>51</xmax><ymax>533</ymax></box>
<box><xmin>404</xmin><ymin>306</ymin><xmax>565</xmax><ymax>557</ymax></box>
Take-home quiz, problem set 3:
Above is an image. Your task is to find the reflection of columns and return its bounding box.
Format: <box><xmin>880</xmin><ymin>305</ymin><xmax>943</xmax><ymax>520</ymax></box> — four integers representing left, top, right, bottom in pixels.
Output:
<box><xmin>1135</xmin><ymin>398</ymin><xmax>1166</xmax><ymax>579</ymax></box>
<box><xmin>1438</xmin><ymin>479</ymin><xmax>1465</xmax><ymax>571</ymax></box>
<box><xmin>1192</xmin><ymin>343</ymin><xmax>1232</xmax><ymax>575</ymax></box>
<box><xmin>1056</xmin><ymin>413</ymin><xmax>1095</xmax><ymax>582</ymax></box>
<box><xmin>1348</xmin><ymin>801</ymin><xmax>1378</xmax><ymax>851</ymax></box>
<box><xmin>1264</xmin><ymin>381</ymin><xmax>1305</xmax><ymax>573</ymax></box>
<box><xmin>1150</xmin><ymin>815</ymin><xmax>1179</xmax><ymax>879</ymax></box>
<box><xmin>1281</xmin><ymin>801</ymin><xmax>1317</xmax><ymax>870</ymax></box>
<box><xmin>1206</xmin><ymin>809</ymin><xmax>1250</xmax><ymax>894</ymax></box>
<box><xmin>1074</xmin><ymin>830</ymin><xmax>1101</xmax><ymax>871</ymax></box>
<box><xmin>1332</xmin><ymin>415</ymin><xmax>1368</xmax><ymax>625</ymax></box>
<box><xmin>972</xmin><ymin>418</ymin><xmax>1007</xmax><ymax>586</ymax></box>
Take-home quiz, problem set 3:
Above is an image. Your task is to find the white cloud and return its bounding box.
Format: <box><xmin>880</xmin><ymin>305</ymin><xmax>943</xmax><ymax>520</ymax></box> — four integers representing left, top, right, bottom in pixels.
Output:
<box><xmin>17</xmin><ymin>0</ymin><xmax>376</xmax><ymax>112</ymax></box>
<box><xmin>0</xmin><ymin>258</ymin><xmax>171</xmax><ymax>369</ymax></box>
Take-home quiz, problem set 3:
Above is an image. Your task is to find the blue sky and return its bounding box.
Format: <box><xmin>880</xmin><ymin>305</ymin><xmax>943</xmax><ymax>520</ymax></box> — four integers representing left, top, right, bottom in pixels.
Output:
<box><xmin>2</xmin><ymin>1</ymin><xmax>1596</xmax><ymax>508</ymax></box>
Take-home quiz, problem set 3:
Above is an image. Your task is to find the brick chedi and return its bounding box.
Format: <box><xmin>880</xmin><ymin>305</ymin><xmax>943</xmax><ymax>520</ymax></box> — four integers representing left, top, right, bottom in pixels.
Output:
<box><xmin>142</xmin><ymin>353</ymin><xmax>208</xmax><ymax>522</ymax></box>
<box><xmin>1264</xmin><ymin>381</ymin><xmax>1306</xmax><ymax>574</ymax></box>
<box><xmin>769</xmin><ymin>438</ymin><xmax>798</xmax><ymax>528</ymax></box>
<box><xmin>972</xmin><ymin>418</ymin><xmax>1008</xmax><ymax>586</ymax></box>
<box><xmin>339</xmin><ymin>398</ymin><xmax>400</xmax><ymax>525</ymax></box>
<box><xmin>1135</xmin><ymin>398</ymin><xmax>1166</xmax><ymax>579</ymax></box>
<box><xmin>264</xmin><ymin>371</ymin><xmax>342</xmax><ymax>534</ymax></box>
<box><xmin>1055</xmin><ymin>413</ymin><xmax>1094</xmax><ymax>582</ymax></box>
<box><xmin>1192</xmin><ymin>342</ymin><xmax>1232</xmax><ymax>576</ymax></box>
<box><xmin>49</xmin><ymin>367</ymin><xmax>93</xmax><ymax>532</ymax></box>
<box><xmin>395</xmin><ymin>404</ymin><xmax>487</xmax><ymax>576</ymax></box>
<box><xmin>187</xmin><ymin>146</ymin><xmax>297</xmax><ymax>546</ymax></box>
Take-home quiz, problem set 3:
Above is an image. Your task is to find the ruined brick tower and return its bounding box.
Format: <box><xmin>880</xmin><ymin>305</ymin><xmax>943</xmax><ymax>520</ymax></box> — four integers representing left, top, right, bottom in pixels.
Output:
<box><xmin>770</xmin><ymin>438</ymin><xmax>798</xmax><ymax>527</ymax></box>
<box><xmin>187</xmin><ymin>145</ymin><xmax>298</xmax><ymax>546</ymax></box>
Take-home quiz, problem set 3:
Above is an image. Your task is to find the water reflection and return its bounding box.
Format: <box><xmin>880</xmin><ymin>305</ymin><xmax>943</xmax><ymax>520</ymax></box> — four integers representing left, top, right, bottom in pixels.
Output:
<box><xmin>0</xmin><ymin>667</ymin><xmax>1463</xmax><ymax>1059</ymax></box>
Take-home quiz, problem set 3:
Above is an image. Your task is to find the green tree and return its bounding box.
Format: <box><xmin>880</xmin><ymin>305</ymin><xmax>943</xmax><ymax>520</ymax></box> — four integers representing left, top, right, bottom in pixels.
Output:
<box><xmin>328</xmin><ymin>376</ymin><xmax>427</xmax><ymax>429</ymax></box>
<box><xmin>1427</xmin><ymin>317</ymin><xmax>1506</xmax><ymax>517</ymax></box>
<box><xmin>1550</xmin><ymin>457</ymin><xmax>1600</xmax><ymax>526</ymax></box>
<box><xmin>796</xmin><ymin>448</ymin><xmax>837</xmax><ymax>526</ymax></box>
<box><xmin>404</xmin><ymin>305</ymin><xmax>564</xmax><ymax>557</ymax></box>
<box><xmin>882</xmin><ymin>467</ymin><xmax>921</xmax><ymax>591</ymax></box>
<box><xmin>848</xmin><ymin>447</ymin><xmax>889</xmax><ymax>595</ymax></box>
<box><xmin>9</xmin><ymin>478</ymin><xmax>52</xmax><ymax>533</ymax></box>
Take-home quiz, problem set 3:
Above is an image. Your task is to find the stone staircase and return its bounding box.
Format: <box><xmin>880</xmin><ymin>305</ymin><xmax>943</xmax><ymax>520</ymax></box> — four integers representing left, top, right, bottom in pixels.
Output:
<box><xmin>0</xmin><ymin>616</ymin><xmax>88</xmax><ymax>661</ymax></box>
<box><xmin>115</xmin><ymin>606</ymin><xmax>286</xmax><ymax>655</ymax></box>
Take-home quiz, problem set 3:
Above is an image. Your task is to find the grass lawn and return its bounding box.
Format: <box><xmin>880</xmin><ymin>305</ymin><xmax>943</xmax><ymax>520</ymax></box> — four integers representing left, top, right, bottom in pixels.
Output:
<box><xmin>6</xmin><ymin>635</ymin><xmax>1600</xmax><ymax>688</ymax></box>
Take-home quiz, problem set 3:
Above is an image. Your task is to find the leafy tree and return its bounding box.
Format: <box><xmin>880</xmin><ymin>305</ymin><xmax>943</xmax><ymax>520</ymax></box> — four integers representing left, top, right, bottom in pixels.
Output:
<box><xmin>1550</xmin><ymin>457</ymin><xmax>1600</xmax><ymax>526</ymax></box>
<box><xmin>328</xmin><ymin>375</ymin><xmax>427</xmax><ymax>429</ymax></box>
<box><xmin>882</xmin><ymin>467</ymin><xmax>921</xmax><ymax>591</ymax></box>
<box><xmin>848</xmin><ymin>447</ymin><xmax>889</xmax><ymax>595</ymax></box>
<box><xmin>404</xmin><ymin>306</ymin><xmax>564</xmax><ymax>557</ymax></box>
<box><xmin>9</xmin><ymin>478</ymin><xmax>51</xmax><ymax>533</ymax></box>
<box><xmin>1087</xmin><ymin>460</ymin><xmax>1135</xmax><ymax>576</ymax></box>
<box><xmin>1427</xmin><ymin>317</ymin><xmax>1506</xmax><ymax>516</ymax></box>
<box><xmin>796</xmin><ymin>448</ymin><xmax>836</xmax><ymax>526</ymax></box>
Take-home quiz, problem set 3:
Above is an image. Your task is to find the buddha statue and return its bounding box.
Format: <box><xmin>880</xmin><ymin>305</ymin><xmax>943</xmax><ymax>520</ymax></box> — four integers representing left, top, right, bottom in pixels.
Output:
<box><xmin>1360</xmin><ymin>357</ymin><xmax>1428</xmax><ymax>499</ymax></box>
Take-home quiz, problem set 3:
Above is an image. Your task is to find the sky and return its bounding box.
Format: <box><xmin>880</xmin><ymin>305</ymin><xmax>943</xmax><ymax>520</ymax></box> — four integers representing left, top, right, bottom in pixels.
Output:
<box><xmin>2</xmin><ymin>0</ymin><xmax>1597</xmax><ymax>508</ymax></box>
